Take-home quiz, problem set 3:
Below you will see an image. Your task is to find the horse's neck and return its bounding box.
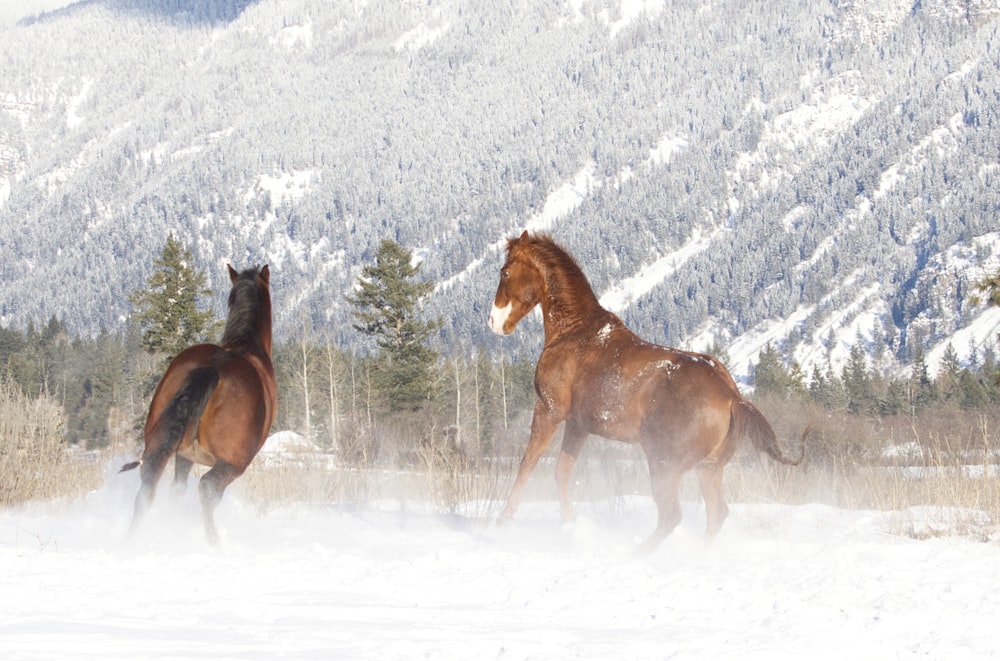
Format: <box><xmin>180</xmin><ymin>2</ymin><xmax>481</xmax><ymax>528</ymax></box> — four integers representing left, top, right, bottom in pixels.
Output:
<box><xmin>223</xmin><ymin>301</ymin><xmax>272</xmax><ymax>358</ymax></box>
<box><xmin>540</xmin><ymin>286</ymin><xmax>605</xmax><ymax>343</ymax></box>
<box><xmin>224</xmin><ymin>322</ymin><xmax>272</xmax><ymax>359</ymax></box>
<box><xmin>258</xmin><ymin>325</ymin><xmax>273</xmax><ymax>358</ymax></box>
<box><xmin>256</xmin><ymin>305</ymin><xmax>273</xmax><ymax>357</ymax></box>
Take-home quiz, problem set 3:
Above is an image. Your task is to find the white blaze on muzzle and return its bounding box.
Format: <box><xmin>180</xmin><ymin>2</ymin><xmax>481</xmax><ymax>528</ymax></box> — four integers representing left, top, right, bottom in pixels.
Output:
<box><xmin>488</xmin><ymin>302</ymin><xmax>513</xmax><ymax>335</ymax></box>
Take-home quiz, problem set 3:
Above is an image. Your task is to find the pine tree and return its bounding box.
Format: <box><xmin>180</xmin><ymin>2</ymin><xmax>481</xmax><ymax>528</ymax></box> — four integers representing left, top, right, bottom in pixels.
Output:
<box><xmin>348</xmin><ymin>239</ymin><xmax>442</xmax><ymax>413</ymax></box>
<box><xmin>973</xmin><ymin>267</ymin><xmax>1000</xmax><ymax>308</ymax></box>
<box><xmin>66</xmin><ymin>330</ymin><xmax>125</xmax><ymax>448</ymax></box>
<box><xmin>974</xmin><ymin>267</ymin><xmax>1000</xmax><ymax>357</ymax></box>
<box><xmin>842</xmin><ymin>342</ymin><xmax>871</xmax><ymax>414</ymax></box>
<box><xmin>937</xmin><ymin>343</ymin><xmax>961</xmax><ymax>402</ymax></box>
<box><xmin>810</xmin><ymin>362</ymin><xmax>846</xmax><ymax>410</ymax></box>
<box><xmin>128</xmin><ymin>234</ymin><xmax>216</xmax><ymax>362</ymax></box>
<box><xmin>752</xmin><ymin>343</ymin><xmax>789</xmax><ymax>398</ymax></box>
<box><xmin>910</xmin><ymin>345</ymin><xmax>936</xmax><ymax>411</ymax></box>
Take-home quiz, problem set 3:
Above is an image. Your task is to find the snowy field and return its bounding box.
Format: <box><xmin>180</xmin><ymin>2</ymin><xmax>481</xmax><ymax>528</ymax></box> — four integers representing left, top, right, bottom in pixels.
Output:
<box><xmin>2</xmin><ymin>465</ymin><xmax>999</xmax><ymax>660</ymax></box>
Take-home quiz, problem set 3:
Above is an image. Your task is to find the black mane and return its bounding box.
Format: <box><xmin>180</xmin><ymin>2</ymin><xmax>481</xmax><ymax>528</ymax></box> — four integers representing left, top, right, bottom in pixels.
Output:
<box><xmin>221</xmin><ymin>266</ymin><xmax>266</xmax><ymax>350</ymax></box>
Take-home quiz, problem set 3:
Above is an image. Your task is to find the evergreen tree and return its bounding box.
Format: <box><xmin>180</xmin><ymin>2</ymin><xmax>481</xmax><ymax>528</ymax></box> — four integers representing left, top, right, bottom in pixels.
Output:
<box><xmin>974</xmin><ymin>267</ymin><xmax>1000</xmax><ymax>358</ymax></box>
<box><xmin>787</xmin><ymin>361</ymin><xmax>808</xmax><ymax>400</ymax></box>
<box><xmin>910</xmin><ymin>345</ymin><xmax>936</xmax><ymax>411</ymax></box>
<box><xmin>973</xmin><ymin>267</ymin><xmax>1000</xmax><ymax>308</ymax></box>
<box><xmin>38</xmin><ymin>316</ymin><xmax>72</xmax><ymax>398</ymax></box>
<box><xmin>703</xmin><ymin>338</ymin><xmax>731</xmax><ymax>371</ymax></box>
<box><xmin>937</xmin><ymin>343</ymin><xmax>961</xmax><ymax>403</ymax></box>
<box><xmin>980</xmin><ymin>348</ymin><xmax>1000</xmax><ymax>401</ymax></box>
<box><xmin>348</xmin><ymin>239</ymin><xmax>442</xmax><ymax>413</ymax></box>
<box><xmin>957</xmin><ymin>368</ymin><xmax>988</xmax><ymax>410</ymax></box>
<box><xmin>66</xmin><ymin>330</ymin><xmax>125</xmax><ymax>448</ymax></box>
<box><xmin>0</xmin><ymin>326</ymin><xmax>29</xmax><ymax>391</ymax></box>
<box><xmin>842</xmin><ymin>343</ymin><xmax>871</xmax><ymax>414</ymax></box>
<box><xmin>128</xmin><ymin>234</ymin><xmax>216</xmax><ymax>362</ymax></box>
<box><xmin>752</xmin><ymin>343</ymin><xmax>790</xmax><ymax>398</ymax></box>
<box><xmin>810</xmin><ymin>362</ymin><xmax>846</xmax><ymax>410</ymax></box>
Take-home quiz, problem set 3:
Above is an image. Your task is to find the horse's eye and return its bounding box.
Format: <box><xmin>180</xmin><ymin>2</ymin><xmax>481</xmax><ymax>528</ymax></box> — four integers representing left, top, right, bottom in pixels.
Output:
<box><xmin>501</xmin><ymin>270</ymin><xmax>510</xmax><ymax>280</ymax></box>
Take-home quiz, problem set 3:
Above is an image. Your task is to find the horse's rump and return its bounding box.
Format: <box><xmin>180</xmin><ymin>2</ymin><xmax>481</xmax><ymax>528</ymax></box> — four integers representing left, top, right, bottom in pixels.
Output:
<box><xmin>120</xmin><ymin>364</ymin><xmax>220</xmax><ymax>473</ymax></box>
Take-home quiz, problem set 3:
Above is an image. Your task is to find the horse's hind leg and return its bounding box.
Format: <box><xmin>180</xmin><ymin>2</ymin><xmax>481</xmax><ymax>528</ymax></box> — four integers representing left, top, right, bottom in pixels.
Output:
<box><xmin>171</xmin><ymin>455</ymin><xmax>194</xmax><ymax>498</ymax></box>
<box><xmin>636</xmin><ymin>458</ymin><xmax>683</xmax><ymax>555</ymax></box>
<box><xmin>129</xmin><ymin>450</ymin><xmax>172</xmax><ymax>536</ymax></box>
<box><xmin>555</xmin><ymin>423</ymin><xmax>587</xmax><ymax>522</ymax></box>
<box><xmin>198</xmin><ymin>461</ymin><xmax>243</xmax><ymax>544</ymax></box>
<box><xmin>696</xmin><ymin>464</ymin><xmax>730</xmax><ymax>538</ymax></box>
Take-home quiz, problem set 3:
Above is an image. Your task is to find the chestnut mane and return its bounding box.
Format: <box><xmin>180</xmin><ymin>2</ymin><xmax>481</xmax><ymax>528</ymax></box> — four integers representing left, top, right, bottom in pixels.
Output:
<box><xmin>508</xmin><ymin>233</ymin><xmax>604</xmax><ymax>329</ymax></box>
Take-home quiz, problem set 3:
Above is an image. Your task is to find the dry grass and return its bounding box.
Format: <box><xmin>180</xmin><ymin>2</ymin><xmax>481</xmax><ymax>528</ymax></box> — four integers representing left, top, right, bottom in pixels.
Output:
<box><xmin>0</xmin><ymin>379</ymin><xmax>104</xmax><ymax>507</ymax></box>
<box><xmin>233</xmin><ymin>435</ymin><xmax>996</xmax><ymax>542</ymax></box>
<box><xmin>3</xmin><ymin>381</ymin><xmax>998</xmax><ymax>543</ymax></box>
<box><xmin>235</xmin><ymin>407</ymin><xmax>1000</xmax><ymax>543</ymax></box>
<box><xmin>238</xmin><ymin>444</ymin><xmax>517</xmax><ymax>522</ymax></box>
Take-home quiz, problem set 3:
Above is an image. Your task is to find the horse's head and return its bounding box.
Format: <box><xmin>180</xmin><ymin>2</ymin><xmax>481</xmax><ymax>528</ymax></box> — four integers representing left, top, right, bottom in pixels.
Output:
<box><xmin>489</xmin><ymin>231</ymin><xmax>544</xmax><ymax>335</ymax></box>
<box><xmin>228</xmin><ymin>263</ymin><xmax>270</xmax><ymax>287</ymax></box>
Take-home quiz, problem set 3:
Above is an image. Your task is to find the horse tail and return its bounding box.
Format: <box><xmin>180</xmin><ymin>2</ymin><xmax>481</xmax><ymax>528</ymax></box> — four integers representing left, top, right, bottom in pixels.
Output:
<box><xmin>119</xmin><ymin>367</ymin><xmax>220</xmax><ymax>473</ymax></box>
<box><xmin>732</xmin><ymin>399</ymin><xmax>808</xmax><ymax>466</ymax></box>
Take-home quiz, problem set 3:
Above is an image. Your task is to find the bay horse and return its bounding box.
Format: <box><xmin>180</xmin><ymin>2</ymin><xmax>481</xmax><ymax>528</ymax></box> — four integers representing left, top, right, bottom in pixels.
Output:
<box><xmin>121</xmin><ymin>265</ymin><xmax>277</xmax><ymax>544</ymax></box>
<box><xmin>488</xmin><ymin>231</ymin><xmax>806</xmax><ymax>553</ymax></box>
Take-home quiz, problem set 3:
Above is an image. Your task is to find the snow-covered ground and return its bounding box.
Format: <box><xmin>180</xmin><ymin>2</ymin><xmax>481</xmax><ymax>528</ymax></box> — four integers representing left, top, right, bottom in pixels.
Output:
<box><xmin>3</xmin><ymin>463</ymin><xmax>999</xmax><ymax>660</ymax></box>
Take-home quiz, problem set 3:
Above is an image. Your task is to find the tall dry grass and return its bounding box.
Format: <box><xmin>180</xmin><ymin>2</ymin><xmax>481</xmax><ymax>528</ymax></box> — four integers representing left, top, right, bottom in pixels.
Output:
<box><xmin>238</xmin><ymin>434</ymin><xmax>518</xmax><ymax>521</ymax></box>
<box><xmin>723</xmin><ymin>402</ymin><xmax>1000</xmax><ymax>541</ymax></box>
<box><xmin>235</xmin><ymin>437</ymin><xmax>999</xmax><ymax>541</ymax></box>
<box><xmin>0</xmin><ymin>379</ymin><xmax>103</xmax><ymax>507</ymax></box>
<box><xmin>3</xmin><ymin>379</ymin><xmax>998</xmax><ymax>543</ymax></box>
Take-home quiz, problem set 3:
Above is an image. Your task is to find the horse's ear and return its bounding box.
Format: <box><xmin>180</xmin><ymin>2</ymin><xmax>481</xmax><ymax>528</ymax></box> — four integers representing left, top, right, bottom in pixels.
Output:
<box><xmin>227</xmin><ymin>264</ymin><xmax>238</xmax><ymax>283</ymax></box>
<box><xmin>519</xmin><ymin>230</ymin><xmax>529</xmax><ymax>242</ymax></box>
<box><xmin>259</xmin><ymin>265</ymin><xmax>270</xmax><ymax>284</ymax></box>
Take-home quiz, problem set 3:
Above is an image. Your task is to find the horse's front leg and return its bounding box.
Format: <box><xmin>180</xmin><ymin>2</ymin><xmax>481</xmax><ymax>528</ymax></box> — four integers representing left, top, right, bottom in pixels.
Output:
<box><xmin>500</xmin><ymin>400</ymin><xmax>563</xmax><ymax>521</ymax></box>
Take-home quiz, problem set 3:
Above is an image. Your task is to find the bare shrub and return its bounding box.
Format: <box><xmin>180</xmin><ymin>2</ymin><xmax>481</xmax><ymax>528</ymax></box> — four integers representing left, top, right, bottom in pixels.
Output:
<box><xmin>182</xmin><ymin>393</ymin><xmax>1000</xmax><ymax>542</ymax></box>
<box><xmin>237</xmin><ymin>416</ymin><xmax>518</xmax><ymax>522</ymax></box>
<box><xmin>240</xmin><ymin>453</ymin><xmax>378</xmax><ymax>512</ymax></box>
<box><xmin>0</xmin><ymin>379</ymin><xmax>102</xmax><ymax>506</ymax></box>
<box><xmin>729</xmin><ymin>398</ymin><xmax>1000</xmax><ymax>541</ymax></box>
<box><xmin>336</xmin><ymin>418</ymin><xmax>379</xmax><ymax>469</ymax></box>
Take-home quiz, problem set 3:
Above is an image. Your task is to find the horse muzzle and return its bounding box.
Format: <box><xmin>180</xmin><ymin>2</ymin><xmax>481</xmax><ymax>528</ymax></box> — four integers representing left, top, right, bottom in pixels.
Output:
<box><xmin>488</xmin><ymin>303</ymin><xmax>513</xmax><ymax>335</ymax></box>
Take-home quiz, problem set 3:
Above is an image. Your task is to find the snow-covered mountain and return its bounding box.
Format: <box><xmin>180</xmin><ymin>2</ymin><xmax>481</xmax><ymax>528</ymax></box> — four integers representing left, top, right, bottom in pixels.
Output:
<box><xmin>2</xmin><ymin>0</ymin><xmax>999</xmax><ymax>384</ymax></box>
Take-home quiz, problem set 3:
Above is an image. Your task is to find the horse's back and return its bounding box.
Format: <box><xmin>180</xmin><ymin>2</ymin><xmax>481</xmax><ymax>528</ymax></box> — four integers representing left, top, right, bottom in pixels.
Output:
<box><xmin>602</xmin><ymin>332</ymin><xmax>741</xmax><ymax>451</ymax></box>
<box><xmin>165</xmin><ymin>343</ymin><xmax>273</xmax><ymax>411</ymax></box>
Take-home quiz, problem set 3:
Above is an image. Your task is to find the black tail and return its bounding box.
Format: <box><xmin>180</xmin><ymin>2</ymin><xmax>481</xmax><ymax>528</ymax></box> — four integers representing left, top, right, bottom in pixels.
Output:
<box><xmin>120</xmin><ymin>367</ymin><xmax>220</xmax><ymax>473</ymax></box>
<box><xmin>734</xmin><ymin>400</ymin><xmax>808</xmax><ymax>466</ymax></box>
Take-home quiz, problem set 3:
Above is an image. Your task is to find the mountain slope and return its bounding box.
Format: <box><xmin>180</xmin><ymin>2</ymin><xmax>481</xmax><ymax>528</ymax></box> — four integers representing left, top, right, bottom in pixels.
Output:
<box><xmin>1</xmin><ymin>0</ymin><xmax>999</xmax><ymax>383</ymax></box>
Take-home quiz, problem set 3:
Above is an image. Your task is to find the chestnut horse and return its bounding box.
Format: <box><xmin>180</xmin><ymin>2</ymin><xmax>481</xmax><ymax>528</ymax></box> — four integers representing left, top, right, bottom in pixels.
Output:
<box><xmin>121</xmin><ymin>265</ymin><xmax>277</xmax><ymax>543</ymax></box>
<box><xmin>488</xmin><ymin>232</ymin><xmax>806</xmax><ymax>553</ymax></box>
